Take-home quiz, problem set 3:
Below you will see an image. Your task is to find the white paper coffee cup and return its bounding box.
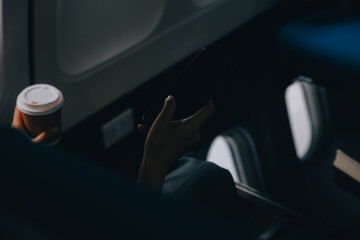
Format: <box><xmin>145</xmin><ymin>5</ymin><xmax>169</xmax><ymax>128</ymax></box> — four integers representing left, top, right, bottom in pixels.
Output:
<box><xmin>16</xmin><ymin>84</ymin><xmax>64</xmax><ymax>142</ymax></box>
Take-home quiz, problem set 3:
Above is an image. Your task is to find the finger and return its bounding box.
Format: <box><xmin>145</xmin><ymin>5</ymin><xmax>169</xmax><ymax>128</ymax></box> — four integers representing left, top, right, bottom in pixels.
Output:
<box><xmin>156</xmin><ymin>95</ymin><xmax>177</xmax><ymax>123</ymax></box>
<box><xmin>32</xmin><ymin>127</ymin><xmax>60</xmax><ymax>144</ymax></box>
<box><xmin>11</xmin><ymin>107</ymin><xmax>25</xmax><ymax>130</ymax></box>
<box><xmin>188</xmin><ymin>100</ymin><xmax>215</xmax><ymax>128</ymax></box>
<box><xmin>172</xmin><ymin>119</ymin><xmax>186</xmax><ymax>125</ymax></box>
<box><xmin>137</xmin><ymin>124</ymin><xmax>150</xmax><ymax>134</ymax></box>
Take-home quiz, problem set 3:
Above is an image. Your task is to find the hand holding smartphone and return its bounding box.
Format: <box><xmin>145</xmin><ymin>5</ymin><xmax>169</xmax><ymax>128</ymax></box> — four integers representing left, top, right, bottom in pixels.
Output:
<box><xmin>142</xmin><ymin>48</ymin><xmax>234</xmax><ymax>126</ymax></box>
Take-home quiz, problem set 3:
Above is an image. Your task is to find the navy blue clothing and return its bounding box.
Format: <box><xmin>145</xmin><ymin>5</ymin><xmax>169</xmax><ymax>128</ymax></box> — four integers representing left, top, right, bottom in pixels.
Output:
<box><xmin>0</xmin><ymin>128</ymin><xmax>255</xmax><ymax>239</ymax></box>
<box><xmin>164</xmin><ymin>157</ymin><xmax>242</xmax><ymax>221</ymax></box>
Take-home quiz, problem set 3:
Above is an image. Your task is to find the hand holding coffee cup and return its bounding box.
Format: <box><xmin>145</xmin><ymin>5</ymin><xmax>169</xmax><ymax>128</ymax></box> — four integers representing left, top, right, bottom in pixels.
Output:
<box><xmin>14</xmin><ymin>84</ymin><xmax>64</xmax><ymax>144</ymax></box>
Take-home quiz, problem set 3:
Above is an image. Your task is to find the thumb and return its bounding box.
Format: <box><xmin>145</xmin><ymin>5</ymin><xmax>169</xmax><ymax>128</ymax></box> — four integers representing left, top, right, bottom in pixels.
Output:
<box><xmin>32</xmin><ymin>127</ymin><xmax>60</xmax><ymax>144</ymax></box>
<box><xmin>189</xmin><ymin>100</ymin><xmax>215</xmax><ymax>128</ymax></box>
<box><xmin>156</xmin><ymin>95</ymin><xmax>177</xmax><ymax>123</ymax></box>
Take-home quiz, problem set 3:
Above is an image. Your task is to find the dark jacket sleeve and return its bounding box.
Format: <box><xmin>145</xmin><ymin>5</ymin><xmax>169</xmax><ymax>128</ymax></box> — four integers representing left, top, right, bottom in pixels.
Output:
<box><xmin>0</xmin><ymin>127</ymin><xmax>255</xmax><ymax>239</ymax></box>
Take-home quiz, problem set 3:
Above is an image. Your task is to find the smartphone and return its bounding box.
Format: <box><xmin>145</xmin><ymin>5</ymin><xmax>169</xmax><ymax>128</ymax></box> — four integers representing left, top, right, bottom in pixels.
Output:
<box><xmin>142</xmin><ymin>48</ymin><xmax>234</xmax><ymax>126</ymax></box>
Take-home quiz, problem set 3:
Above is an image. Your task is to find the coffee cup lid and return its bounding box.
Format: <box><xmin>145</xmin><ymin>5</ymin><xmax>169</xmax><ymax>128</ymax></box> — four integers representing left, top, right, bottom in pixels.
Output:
<box><xmin>16</xmin><ymin>84</ymin><xmax>64</xmax><ymax>116</ymax></box>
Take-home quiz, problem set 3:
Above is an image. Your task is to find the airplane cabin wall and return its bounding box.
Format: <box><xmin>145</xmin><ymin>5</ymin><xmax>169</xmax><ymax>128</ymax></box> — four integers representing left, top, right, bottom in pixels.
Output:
<box><xmin>0</xmin><ymin>0</ymin><xmax>279</xmax><ymax>130</ymax></box>
<box><xmin>0</xmin><ymin>0</ymin><xmax>31</xmax><ymax>126</ymax></box>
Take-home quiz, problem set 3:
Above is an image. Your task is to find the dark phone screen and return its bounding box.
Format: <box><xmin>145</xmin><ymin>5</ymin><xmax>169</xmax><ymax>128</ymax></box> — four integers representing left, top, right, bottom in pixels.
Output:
<box><xmin>142</xmin><ymin>48</ymin><xmax>234</xmax><ymax>125</ymax></box>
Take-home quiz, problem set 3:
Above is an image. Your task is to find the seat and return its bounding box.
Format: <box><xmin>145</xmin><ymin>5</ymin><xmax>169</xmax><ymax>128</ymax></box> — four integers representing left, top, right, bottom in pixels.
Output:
<box><xmin>277</xmin><ymin>7</ymin><xmax>360</xmax><ymax>94</ymax></box>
